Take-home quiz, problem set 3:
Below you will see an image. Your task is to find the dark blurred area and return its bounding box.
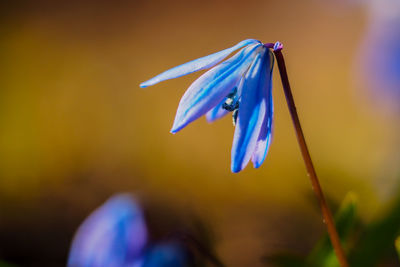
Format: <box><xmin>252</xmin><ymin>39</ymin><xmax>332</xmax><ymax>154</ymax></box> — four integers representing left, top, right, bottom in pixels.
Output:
<box><xmin>0</xmin><ymin>0</ymin><xmax>399</xmax><ymax>266</ymax></box>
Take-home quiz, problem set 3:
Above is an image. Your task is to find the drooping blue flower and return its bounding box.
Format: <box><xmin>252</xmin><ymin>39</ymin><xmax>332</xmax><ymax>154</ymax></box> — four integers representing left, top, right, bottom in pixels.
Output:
<box><xmin>68</xmin><ymin>194</ymin><xmax>148</xmax><ymax>267</ymax></box>
<box><xmin>140</xmin><ymin>39</ymin><xmax>274</xmax><ymax>173</ymax></box>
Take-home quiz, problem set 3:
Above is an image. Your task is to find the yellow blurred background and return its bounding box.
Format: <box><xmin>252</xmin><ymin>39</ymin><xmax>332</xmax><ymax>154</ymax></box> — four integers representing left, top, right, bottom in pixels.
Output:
<box><xmin>0</xmin><ymin>0</ymin><xmax>399</xmax><ymax>266</ymax></box>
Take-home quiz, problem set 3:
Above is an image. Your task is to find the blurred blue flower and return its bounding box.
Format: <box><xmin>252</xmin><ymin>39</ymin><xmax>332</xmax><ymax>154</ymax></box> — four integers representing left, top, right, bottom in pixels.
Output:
<box><xmin>141</xmin><ymin>39</ymin><xmax>274</xmax><ymax>172</ymax></box>
<box><xmin>355</xmin><ymin>0</ymin><xmax>400</xmax><ymax>113</ymax></box>
<box><xmin>68</xmin><ymin>194</ymin><xmax>188</xmax><ymax>267</ymax></box>
<box><xmin>68</xmin><ymin>194</ymin><xmax>148</xmax><ymax>267</ymax></box>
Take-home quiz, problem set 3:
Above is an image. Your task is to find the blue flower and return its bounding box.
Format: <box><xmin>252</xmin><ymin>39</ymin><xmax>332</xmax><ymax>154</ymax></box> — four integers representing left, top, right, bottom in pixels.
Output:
<box><xmin>68</xmin><ymin>194</ymin><xmax>148</xmax><ymax>267</ymax></box>
<box><xmin>355</xmin><ymin>0</ymin><xmax>400</xmax><ymax>113</ymax></box>
<box><xmin>68</xmin><ymin>194</ymin><xmax>189</xmax><ymax>267</ymax></box>
<box><xmin>141</xmin><ymin>39</ymin><xmax>274</xmax><ymax>173</ymax></box>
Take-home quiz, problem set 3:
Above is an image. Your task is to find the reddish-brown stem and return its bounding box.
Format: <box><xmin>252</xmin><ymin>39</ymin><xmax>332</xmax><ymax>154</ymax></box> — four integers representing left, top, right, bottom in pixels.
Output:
<box><xmin>272</xmin><ymin>44</ymin><xmax>349</xmax><ymax>267</ymax></box>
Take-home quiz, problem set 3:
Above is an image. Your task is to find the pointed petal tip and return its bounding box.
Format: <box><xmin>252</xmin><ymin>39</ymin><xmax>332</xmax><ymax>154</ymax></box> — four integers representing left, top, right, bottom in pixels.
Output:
<box><xmin>252</xmin><ymin>153</ymin><xmax>267</xmax><ymax>169</ymax></box>
<box><xmin>170</xmin><ymin>127</ymin><xmax>178</xmax><ymax>134</ymax></box>
<box><xmin>139</xmin><ymin>82</ymin><xmax>149</xmax><ymax>88</ymax></box>
<box><xmin>231</xmin><ymin>163</ymin><xmax>243</xmax><ymax>173</ymax></box>
<box><xmin>252</xmin><ymin>161</ymin><xmax>262</xmax><ymax>169</ymax></box>
<box><xmin>251</xmin><ymin>144</ymin><xmax>270</xmax><ymax>169</ymax></box>
<box><xmin>170</xmin><ymin>122</ymin><xmax>186</xmax><ymax>134</ymax></box>
<box><xmin>170</xmin><ymin>122</ymin><xmax>184</xmax><ymax>134</ymax></box>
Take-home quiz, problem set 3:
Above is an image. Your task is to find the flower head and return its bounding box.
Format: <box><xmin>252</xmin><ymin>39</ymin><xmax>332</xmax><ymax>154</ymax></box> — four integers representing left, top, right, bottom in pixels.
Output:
<box><xmin>141</xmin><ymin>39</ymin><xmax>274</xmax><ymax>172</ymax></box>
<box><xmin>68</xmin><ymin>193</ymin><xmax>231</xmax><ymax>266</ymax></box>
<box><xmin>68</xmin><ymin>194</ymin><xmax>187</xmax><ymax>267</ymax></box>
<box><xmin>68</xmin><ymin>194</ymin><xmax>148</xmax><ymax>267</ymax></box>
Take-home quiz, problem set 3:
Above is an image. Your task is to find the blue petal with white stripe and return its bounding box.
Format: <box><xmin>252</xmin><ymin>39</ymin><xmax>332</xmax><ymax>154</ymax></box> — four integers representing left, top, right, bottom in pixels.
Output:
<box><xmin>171</xmin><ymin>44</ymin><xmax>262</xmax><ymax>133</ymax></box>
<box><xmin>206</xmin><ymin>77</ymin><xmax>244</xmax><ymax>122</ymax></box>
<box><xmin>252</xmin><ymin>51</ymin><xmax>274</xmax><ymax>168</ymax></box>
<box><xmin>140</xmin><ymin>39</ymin><xmax>260</xmax><ymax>88</ymax></box>
<box><xmin>205</xmin><ymin>99</ymin><xmax>229</xmax><ymax>122</ymax></box>
<box><xmin>231</xmin><ymin>48</ymin><xmax>268</xmax><ymax>173</ymax></box>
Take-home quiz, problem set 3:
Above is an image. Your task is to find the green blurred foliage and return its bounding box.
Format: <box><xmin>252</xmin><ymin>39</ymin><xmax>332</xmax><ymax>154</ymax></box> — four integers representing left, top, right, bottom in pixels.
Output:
<box><xmin>267</xmin><ymin>190</ymin><xmax>400</xmax><ymax>267</ymax></box>
<box><xmin>349</xmin><ymin>192</ymin><xmax>400</xmax><ymax>267</ymax></box>
<box><xmin>395</xmin><ymin>237</ymin><xmax>400</xmax><ymax>262</ymax></box>
<box><xmin>308</xmin><ymin>193</ymin><xmax>358</xmax><ymax>267</ymax></box>
<box><xmin>0</xmin><ymin>261</ymin><xmax>17</xmax><ymax>267</ymax></box>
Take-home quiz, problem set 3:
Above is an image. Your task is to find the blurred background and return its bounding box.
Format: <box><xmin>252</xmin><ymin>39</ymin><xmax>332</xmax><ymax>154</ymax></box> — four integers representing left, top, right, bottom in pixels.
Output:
<box><xmin>0</xmin><ymin>0</ymin><xmax>399</xmax><ymax>266</ymax></box>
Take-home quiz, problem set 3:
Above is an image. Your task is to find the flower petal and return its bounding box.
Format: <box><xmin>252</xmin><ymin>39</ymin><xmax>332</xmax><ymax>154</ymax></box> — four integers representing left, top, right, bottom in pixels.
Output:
<box><xmin>171</xmin><ymin>44</ymin><xmax>262</xmax><ymax>133</ymax></box>
<box><xmin>252</xmin><ymin>51</ymin><xmax>274</xmax><ymax>168</ymax></box>
<box><xmin>205</xmin><ymin>98</ymin><xmax>229</xmax><ymax>122</ymax></box>
<box><xmin>140</xmin><ymin>39</ymin><xmax>260</xmax><ymax>88</ymax></box>
<box><xmin>231</xmin><ymin>48</ymin><xmax>269</xmax><ymax>173</ymax></box>
<box><xmin>206</xmin><ymin>77</ymin><xmax>245</xmax><ymax>122</ymax></box>
<box><xmin>251</xmin><ymin>104</ymin><xmax>273</xmax><ymax>168</ymax></box>
<box><xmin>68</xmin><ymin>194</ymin><xmax>148</xmax><ymax>267</ymax></box>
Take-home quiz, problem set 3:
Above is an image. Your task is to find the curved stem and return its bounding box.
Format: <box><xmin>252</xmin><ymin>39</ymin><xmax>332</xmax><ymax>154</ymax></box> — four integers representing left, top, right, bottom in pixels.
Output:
<box><xmin>272</xmin><ymin>44</ymin><xmax>349</xmax><ymax>267</ymax></box>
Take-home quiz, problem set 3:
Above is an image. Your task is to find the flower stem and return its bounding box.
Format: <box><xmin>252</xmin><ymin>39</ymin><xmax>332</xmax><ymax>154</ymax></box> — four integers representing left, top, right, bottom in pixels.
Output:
<box><xmin>272</xmin><ymin>43</ymin><xmax>349</xmax><ymax>267</ymax></box>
